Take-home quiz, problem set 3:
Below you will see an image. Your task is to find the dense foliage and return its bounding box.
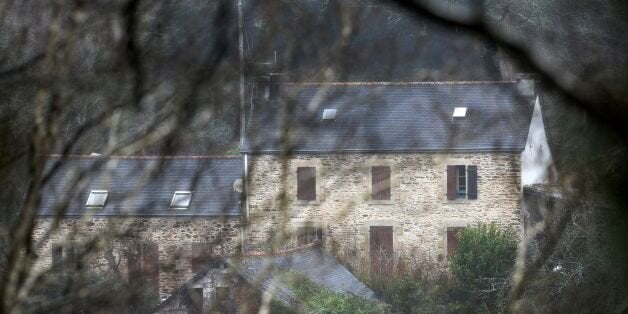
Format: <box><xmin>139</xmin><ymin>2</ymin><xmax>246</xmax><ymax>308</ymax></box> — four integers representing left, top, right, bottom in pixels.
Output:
<box><xmin>449</xmin><ymin>223</ymin><xmax>518</xmax><ymax>311</ymax></box>
<box><xmin>282</xmin><ymin>271</ymin><xmax>380</xmax><ymax>314</ymax></box>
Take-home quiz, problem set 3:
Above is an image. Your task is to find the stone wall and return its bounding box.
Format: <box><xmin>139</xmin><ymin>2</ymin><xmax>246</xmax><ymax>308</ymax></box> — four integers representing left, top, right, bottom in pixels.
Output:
<box><xmin>244</xmin><ymin>153</ymin><xmax>522</xmax><ymax>268</ymax></box>
<box><xmin>33</xmin><ymin>217</ymin><xmax>242</xmax><ymax>297</ymax></box>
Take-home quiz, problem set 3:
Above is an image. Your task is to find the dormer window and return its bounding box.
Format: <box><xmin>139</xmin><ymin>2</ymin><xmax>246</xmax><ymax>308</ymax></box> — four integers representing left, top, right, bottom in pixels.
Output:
<box><xmin>322</xmin><ymin>109</ymin><xmax>337</xmax><ymax>120</ymax></box>
<box><xmin>171</xmin><ymin>191</ymin><xmax>192</xmax><ymax>209</ymax></box>
<box><xmin>86</xmin><ymin>190</ymin><xmax>108</xmax><ymax>207</ymax></box>
<box><xmin>452</xmin><ymin>107</ymin><xmax>467</xmax><ymax>118</ymax></box>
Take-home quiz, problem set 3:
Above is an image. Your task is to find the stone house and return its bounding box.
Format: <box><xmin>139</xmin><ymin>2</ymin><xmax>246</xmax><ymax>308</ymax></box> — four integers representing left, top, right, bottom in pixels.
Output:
<box><xmin>34</xmin><ymin>156</ymin><xmax>243</xmax><ymax>298</ymax></box>
<box><xmin>241</xmin><ymin>78</ymin><xmax>540</xmax><ymax>268</ymax></box>
<box><xmin>33</xmin><ymin>77</ymin><xmax>547</xmax><ymax>309</ymax></box>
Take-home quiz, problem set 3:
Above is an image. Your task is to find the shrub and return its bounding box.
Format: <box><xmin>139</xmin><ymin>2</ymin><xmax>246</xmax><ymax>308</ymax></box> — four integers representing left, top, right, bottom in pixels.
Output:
<box><xmin>449</xmin><ymin>223</ymin><xmax>517</xmax><ymax>311</ymax></box>
<box><xmin>281</xmin><ymin>271</ymin><xmax>380</xmax><ymax>314</ymax></box>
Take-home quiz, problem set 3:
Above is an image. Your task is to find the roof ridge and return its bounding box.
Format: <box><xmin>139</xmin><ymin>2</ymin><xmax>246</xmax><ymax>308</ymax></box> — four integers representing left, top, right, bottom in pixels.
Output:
<box><xmin>282</xmin><ymin>81</ymin><xmax>516</xmax><ymax>86</ymax></box>
<box><xmin>47</xmin><ymin>154</ymin><xmax>241</xmax><ymax>160</ymax></box>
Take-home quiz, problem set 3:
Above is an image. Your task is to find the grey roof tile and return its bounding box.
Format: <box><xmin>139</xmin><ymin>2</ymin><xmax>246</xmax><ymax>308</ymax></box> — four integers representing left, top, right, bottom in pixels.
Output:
<box><xmin>37</xmin><ymin>156</ymin><xmax>242</xmax><ymax>217</ymax></box>
<box><xmin>242</xmin><ymin>82</ymin><xmax>534</xmax><ymax>153</ymax></box>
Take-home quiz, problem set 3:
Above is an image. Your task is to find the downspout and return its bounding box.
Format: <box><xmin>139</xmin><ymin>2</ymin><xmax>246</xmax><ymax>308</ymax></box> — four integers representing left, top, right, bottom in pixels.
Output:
<box><xmin>238</xmin><ymin>0</ymin><xmax>247</xmax><ymax>254</ymax></box>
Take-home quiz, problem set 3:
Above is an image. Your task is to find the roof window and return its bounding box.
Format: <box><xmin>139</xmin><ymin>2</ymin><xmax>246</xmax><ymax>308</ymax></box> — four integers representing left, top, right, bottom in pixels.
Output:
<box><xmin>322</xmin><ymin>109</ymin><xmax>337</xmax><ymax>120</ymax></box>
<box><xmin>86</xmin><ymin>190</ymin><xmax>108</xmax><ymax>207</ymax></box>
<box><xmin>453</xmin><ymin>107</ymin><xmax>467</xmax><ymax>118</ymax></box>
<box><xmin>171</xmin><ymin>191</ymin><xmax>192</xmax><ymax>209</ymax></box>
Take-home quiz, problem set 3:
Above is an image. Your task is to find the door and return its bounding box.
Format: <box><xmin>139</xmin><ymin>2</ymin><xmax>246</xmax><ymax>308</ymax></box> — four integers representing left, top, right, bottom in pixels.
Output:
<box><xmin>369</xmin><ymin>226</ymin><xmax>394</xmax><ymax>274</ymax></box>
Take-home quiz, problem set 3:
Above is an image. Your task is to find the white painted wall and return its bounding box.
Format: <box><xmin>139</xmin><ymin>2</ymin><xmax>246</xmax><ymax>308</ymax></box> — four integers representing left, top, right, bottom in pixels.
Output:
<box><xmin>522</xmin><ymin>96</ymin><xmax>555</xmax><ymax>185</ymax></box>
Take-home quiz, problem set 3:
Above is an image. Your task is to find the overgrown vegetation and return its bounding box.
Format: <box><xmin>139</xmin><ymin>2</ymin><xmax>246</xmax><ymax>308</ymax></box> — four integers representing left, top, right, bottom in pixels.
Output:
<box><xmin>356</xmin><ymin>223</ymin><xmax>517</xmax><ymax>313</ymax></box>
<box><xmin>281</xmin><ymin>271</ymin><xmax>380</xmax><ymax>314</ymax></box>
<box><xmin>449</xmin><ymin>223</ymin><xmax>518</xmax><ymax>312</ymax></box>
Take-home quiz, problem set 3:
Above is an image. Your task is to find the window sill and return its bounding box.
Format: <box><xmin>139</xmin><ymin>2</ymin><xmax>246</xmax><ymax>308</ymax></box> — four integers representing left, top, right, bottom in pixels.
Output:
<box><xmin>442</xmin><ymin>199</ymin><xmax>473</xmax><ymax>204</ymax></box>
<box><xmin>368</xmin><ymin>199</ymin><xmax>396</xmax><ymax>205</ymax></box>
<box><xmin>295</xmin><ymin>199</ymin><xmax>321</xmax><ymax>205</ymax></box>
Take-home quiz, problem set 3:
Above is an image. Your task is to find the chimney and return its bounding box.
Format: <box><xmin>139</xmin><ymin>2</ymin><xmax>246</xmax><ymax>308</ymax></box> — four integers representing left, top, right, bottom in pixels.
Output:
<box><xmin>516</xmin><ymin>73</ymin><xmax>535</xmax><ymax>97</ymax></box>
<box><xmin>251</xmin><ymin>62</ymin><xmax>281</xmax><ymax>102</ymax></box>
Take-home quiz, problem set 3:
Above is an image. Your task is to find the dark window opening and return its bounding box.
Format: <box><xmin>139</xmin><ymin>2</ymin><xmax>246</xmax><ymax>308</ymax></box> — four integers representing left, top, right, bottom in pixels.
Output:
<box><xmin>297</xmin><ymin>167</ymin><xmax>316</xmax><ymax>201</ymax></box>
<box><xmin>191</xmin><ymin>243</ymin><xmax>213</xmax><ymax>273</ymax></box>
<box><xmin>51</xmin><ymin>244</ymin><xmax>63</xmax><ymax>271</ymax></box>
<box><xmin>456</xmin><ymin>165</ymin><xmax>466</xmax><ymax>199</ymax></box>
<box><xmin>372</xmin><ymin>166</ymin><xmax>391</xmax><ymax>200</ymax></box>
<box><xmin>51</xmin><ymin>244</ymin><xmax>79</xmax><ymax>272</ymax></box>
<box><xmin>297</xmin><ymin>226</ymin><xmax>324</xmax><ymax>245</ymax></box>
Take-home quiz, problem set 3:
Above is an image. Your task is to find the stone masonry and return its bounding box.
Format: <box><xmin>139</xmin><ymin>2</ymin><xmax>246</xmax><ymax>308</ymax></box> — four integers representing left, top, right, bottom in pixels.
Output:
<box><xmin>33</xmin><ymin>217</ymin><xmax>241</xmax><ymax>297</ymax></box>
<box><xmin>244</xmin><ymin>153</ymin><xmax>522</xmax><ymax>267</ymax></box>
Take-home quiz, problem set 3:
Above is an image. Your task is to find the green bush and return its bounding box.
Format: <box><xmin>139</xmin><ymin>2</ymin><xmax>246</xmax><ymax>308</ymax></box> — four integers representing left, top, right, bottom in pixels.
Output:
<box><xmin>375</xmin><ymin>277</ymin><xmax>442</xmax><ymax>314</ymax></box>
<box><xmin>281</xmin><ymin>271</ymin><xmax>380</xmax><ymax>314</ymax></box>
<box><xmin>449</xmin><ymin>223</ymin><xmax>517</xmax><ymax>311</ymax></box>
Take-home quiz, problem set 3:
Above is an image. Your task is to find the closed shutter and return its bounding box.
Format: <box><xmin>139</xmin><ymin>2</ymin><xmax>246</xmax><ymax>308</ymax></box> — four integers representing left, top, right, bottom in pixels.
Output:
<box><xmin>372</xmin><ymin>166</ymin><xmax>391</xmax><ymax>200</ymax></box>
<box><xmin>370</xmin><ymin>226</ymin><xmax>394</xmax><ymax>274</ymax></box>
<box><xmin>297</xmin><ymin>167</ymin><xmax>316</xmax><ymax>200</ymax></box>
<box><xmin>467</xmin><ymin>165</ymin><xmax>478</xmax><ymax>199</ymax></box>
<box><xmin>446</xmin><ymin>165</ymin><xmax>456</xmax><ymax>200</ymax></box>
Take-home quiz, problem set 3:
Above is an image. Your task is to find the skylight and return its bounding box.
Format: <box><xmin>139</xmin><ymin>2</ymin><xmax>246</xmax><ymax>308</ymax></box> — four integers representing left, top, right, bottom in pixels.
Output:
<box><xmin>86</xmin><ymin>190</ymin><xmax>108</xmax><ymax>207</ymax></box>
<box><xmin>322</xmin><ymin>108</ymin><xmax>337</xmax><ymax>120</ymax></box>
<box><xmin>171</xmin><ymin>191</ymin><xmax>192</xmax><ymax>209</ymax></box>
<box><xmin>453</xmin><ymin>107</ymin><xmax>467</xmax><ymax>118</ymax></box>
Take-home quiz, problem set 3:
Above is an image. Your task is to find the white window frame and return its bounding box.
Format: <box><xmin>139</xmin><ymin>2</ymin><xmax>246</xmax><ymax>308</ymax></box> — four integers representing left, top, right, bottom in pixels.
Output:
<box><xmin>171</xmin><ymin>191</ymin><xmax>193</xmax><ymax>209</ymax></box>
<box><xmin>86</xmin><ymin>190</ymin><xmax>108</xmax><ymax>207</ymax></box>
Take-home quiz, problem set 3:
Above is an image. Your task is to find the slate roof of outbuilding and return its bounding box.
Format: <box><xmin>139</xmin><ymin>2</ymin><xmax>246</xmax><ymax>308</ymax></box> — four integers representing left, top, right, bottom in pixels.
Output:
<box><xmin>241</xmin><ymin>81</ymin><xmax>534</xmax><ymax>153</ymax></box>
<box><xmin>225</xmin><ymin>243</ymin><xmax>376</xmax><ymax>305</ymax></box>
<box><xmin>155</xmin><ymin>242</ymin><xmax>376</xmax><ymax>312</ymax></box>
<box><xmin>37</xmin><ymin>155</ymin><xmax>242</xmax><ymax>217</ymax></box>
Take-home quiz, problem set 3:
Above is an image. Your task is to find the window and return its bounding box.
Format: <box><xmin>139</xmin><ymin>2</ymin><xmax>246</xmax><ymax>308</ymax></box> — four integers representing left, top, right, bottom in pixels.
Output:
<box><xmin>446</xmin><ymin>165</ymin><xmax>477</xmax><ymax>200</ymax></box>
<box><xmin>322</xmin><ymin>108</ymin><xmax>337</xmax><ymax>120</ymax></box>
<box><xmin>171</xmin><ymin>191</ymin><xmax>192</xmax><ymax>209</ymax></box>
<box><xmin>296</xmin><ymin>167</ymin><xmax>316</xmax><ymax>201</ymax></box>
<box><xmin>297</xmin><ymin>226</ymin><xmax>324</xmax><ymax>245</ymax></box>
<box><xmin>86</xmin><ymin>190</ymin><xmax>108</xmax><ymax>207</ymax></box>
<box><xmin>51</xmin><ymin>244</ymin><xmax>79</xmax><ymax>272</ymax></box>
<box><xmin>126</xmin><ymin>242</ymin><xmax>159</xmax><ymax>294</ymax></box>
<box><xmin>371</xmin><ymin>166</ymin><xmax>391</xmax><ymax>200</ymax></box>
<box><xmin>447</xmin><ymin>227</ymin><xmax>465</xmax><ymax>257</ymax></box>
<box><xmin>191</xmin><ymin>242</ymin><xmax>213</xmax><ymax>273</ymax></box>
<box><xmin>453</xmin><ymin>107</ymin><xmax>467</xmax><ymax>118</ymax></box>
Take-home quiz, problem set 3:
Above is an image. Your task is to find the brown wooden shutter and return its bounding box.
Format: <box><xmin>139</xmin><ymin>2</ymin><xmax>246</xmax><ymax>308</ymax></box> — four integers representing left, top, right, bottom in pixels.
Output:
<box><xmin>370</xmin><ymin>226</ymin><xmax>394</xmax><ymax>274</ymax></box>
<box><xmin>297</xmin><ymin>167</ymin><xmax>316</xmax><ymax>200</ymax></box>
<box><xmin>446</xmin><ymin>165</ymin><xmax>456</xmax><ymax>200</ymax></box>
<box><xmin>467</xmin><ymin>165</ymin><xmax>477</xmax><ymax>199</ymax></box>
<box><xmin>372</xmin><ymin>166</ymin><xmax>391</xmax><ymax>200</ymax></box>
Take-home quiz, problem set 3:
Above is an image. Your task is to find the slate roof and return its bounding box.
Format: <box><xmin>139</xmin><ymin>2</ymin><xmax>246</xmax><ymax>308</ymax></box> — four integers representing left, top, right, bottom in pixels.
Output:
<box><xmin>242</xmin><ymin>81</ymin><xmax>534</xmax><ymax>153</ymax></box>
<box><xmin>37</xmin><ymin>155</ymin><xmax>243</xmax><ymax>217</ymax></box>
<box><xmin>155</xmin><ymin>243</ymin><xmax>376</xmax><ymax>312</ymax></box>
<box><xmin>225</xmin><ymin>244</ymin><xmax>376</xmax><ymax>305</ymax></box>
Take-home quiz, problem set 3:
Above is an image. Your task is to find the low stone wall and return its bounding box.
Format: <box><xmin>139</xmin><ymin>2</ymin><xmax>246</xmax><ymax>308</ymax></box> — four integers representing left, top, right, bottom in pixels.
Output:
<box><xmin>33</xmin><ymin>216</ymin><xmax>242</xmax><ymax>297</ymax></box>
<box><xmin>245</xmin><ymin>153</ymin><xmax>522</xmax><ymax>267</ymax></box>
